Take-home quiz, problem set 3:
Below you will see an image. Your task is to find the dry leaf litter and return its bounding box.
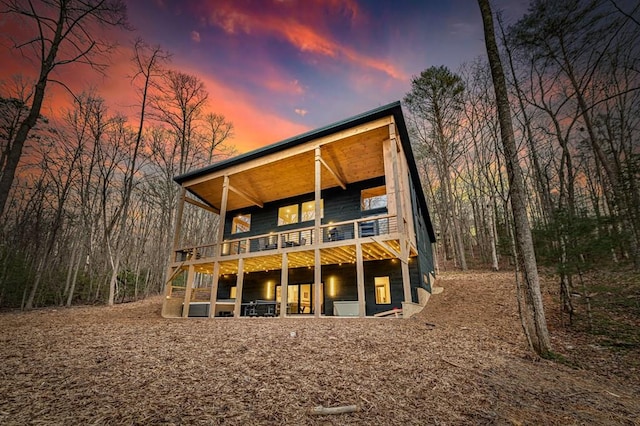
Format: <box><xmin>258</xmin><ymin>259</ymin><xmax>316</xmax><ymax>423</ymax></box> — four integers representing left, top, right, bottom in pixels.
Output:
<box><xmin>1</xmin><ymin>271</ymin><xmax>638</xmax><ymax>425</ymax></box>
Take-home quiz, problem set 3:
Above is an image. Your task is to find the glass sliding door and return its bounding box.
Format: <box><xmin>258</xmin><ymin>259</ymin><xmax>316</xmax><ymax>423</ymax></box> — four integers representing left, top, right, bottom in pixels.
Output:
<box><xmin>276</xmin><ymin>283</ymin><xmax>324</xmax><ymax>314</ymax></box>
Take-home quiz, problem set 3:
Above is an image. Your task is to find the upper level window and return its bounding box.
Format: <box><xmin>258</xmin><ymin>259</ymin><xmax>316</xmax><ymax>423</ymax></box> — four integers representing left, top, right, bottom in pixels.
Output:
<box><xmin>361</xmin><ymin>186</ymin><xmax>387</xmax><ymax>211</ymax></box>
<box><xmin>231</xmin><ymin>214</ymin><xmax>251</xmax><ymax>234</ymax></box>
<box><xmin>301</xmin><ymin>200</ymin><xmax>324</xmax><ymax>222</ymax></box>
<box><xmin>278</xmin><ymin>204</ymin><xmax>298</xmax><ymax>226</ymax></box>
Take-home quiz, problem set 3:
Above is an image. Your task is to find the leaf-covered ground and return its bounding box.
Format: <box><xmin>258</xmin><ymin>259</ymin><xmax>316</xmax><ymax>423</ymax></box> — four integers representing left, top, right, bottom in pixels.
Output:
<box><xmin>1</xmin><ymin>271</ymin><xmax>638</xmax><ymax>425</ymax></box>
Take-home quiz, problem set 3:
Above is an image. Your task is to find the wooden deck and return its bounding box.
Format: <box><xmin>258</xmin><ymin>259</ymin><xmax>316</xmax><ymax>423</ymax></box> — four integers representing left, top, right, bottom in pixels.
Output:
<box><xmin>170</xmin><ymin>214</ymin><xmax>415</xmax><ymax>274</ymax></box>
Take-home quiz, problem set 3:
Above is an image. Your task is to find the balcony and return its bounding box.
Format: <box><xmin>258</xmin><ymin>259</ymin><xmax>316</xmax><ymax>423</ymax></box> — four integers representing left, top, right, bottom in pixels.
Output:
<box><xmin>173</xmin><ymin>214</ymin><xmax>399</xmax><ymax>265</ymax></box>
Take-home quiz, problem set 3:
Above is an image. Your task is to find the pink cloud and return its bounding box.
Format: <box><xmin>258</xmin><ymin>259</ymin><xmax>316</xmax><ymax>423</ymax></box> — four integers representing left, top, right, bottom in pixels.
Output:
<box><xmin>190</xmin><ymin>30</ymin><xmax>201</xmax><ymax>42</ymax></box>
<box><xmin>198</xmin><ymin>0</ymin><xmax>405</xmax><ymax>80</ymax></box>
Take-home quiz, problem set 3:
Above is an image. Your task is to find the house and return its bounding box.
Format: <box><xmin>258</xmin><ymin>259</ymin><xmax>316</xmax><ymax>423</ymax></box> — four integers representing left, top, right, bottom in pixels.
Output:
<box><xmin>161</xmin><ymin>101</ymin><xmax>436</xmax><ymax>318</ymax></box>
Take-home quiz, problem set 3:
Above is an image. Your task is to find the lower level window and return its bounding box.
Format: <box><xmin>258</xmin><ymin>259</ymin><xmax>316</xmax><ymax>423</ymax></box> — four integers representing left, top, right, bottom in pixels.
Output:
<box><xmin>374</xmin><ymin>276</ymin><xmax>391</xmax><ymax>304</ymax></box>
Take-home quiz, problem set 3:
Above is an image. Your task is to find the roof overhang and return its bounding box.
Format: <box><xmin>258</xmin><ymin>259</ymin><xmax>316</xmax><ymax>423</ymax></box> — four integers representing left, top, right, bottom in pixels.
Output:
<box><xmin>175</xmin><ymin>101</ymin><xmax>436</xmax><ymax>242</ymax></box>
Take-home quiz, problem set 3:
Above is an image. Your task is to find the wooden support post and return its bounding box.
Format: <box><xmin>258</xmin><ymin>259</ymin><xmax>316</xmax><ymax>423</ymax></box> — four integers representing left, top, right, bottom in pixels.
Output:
<box><xmin>394</xmin><ymin>121</ymin><xmax>417</xmax><ymax>246</ymax></box>
<box><xmin>382</xmin><ymin>139</ymin><xmax>397</xmax><ymax>217</ymax></box>
<box><xmin>202</xmin><ymin>176</ymin><xmax>229</xmax><ymax>318</ymax></box>
<box><xmin>163</xmin><ymin>266</ymin><xmax>175</xmax><ymax>300</ymax></box>
<box><xmin>389</xmin><ymin>124</ymin><xmax>412</xmax><ymax>303</ymax></box>
<box><xmin>356</xmin><ymin>242</ymin><xmax>366</xmax><ymax>317</ymax></box>
<box><xmin>314</xmin><ymin>249</ymin><xmax>322</xmax><ymax>317</ymax></box>
<box><xmin>182</xmin><ymin>264</ymin><xmax>196</xmax><ymax>318</ymax></box>
<box><xmin>389</xmin><ymin>126</ymin><xmax>404</xmax><ymax>235</ymax></box>
<box><xmin>163</xmin><ymin>188</ymin><xmax>187</xmax><ymax>316</ymax></box>
<box><xmin>314</xmin><ymin>147</ymin><xmax>322</xmax><ymax>237</ymax></box>
<box><xmin>216</xmin><ymin>176</ymin><xmax>230</xmax><ymax>258</ymax></box>
<box><xmin>280</xmin><ymin>253</ymin><xmax>288</xmax><ymax>317</ymax></box>
<box><xmin>209</xmin><ymin>261</ymin><xmax>220</xmax><ymax>318</ymax></box>
<box><xmin>401</xmin><ymin>241</ymin><xmax>412</xmax><ymax>303</ymax></box>
<box><xmin>314</xmin><ymin>147</ymin><xmax>322</xmax><ymax>317</ymax></box>
<box><xmin>234</xmin><ymin>258</ymin><xmax>244</xmax><ymax>318</ymax></box>
<box><xmin>173</xmin><ymin>188</ymin><xmax>187</xmax><ymax>251</ymax></box>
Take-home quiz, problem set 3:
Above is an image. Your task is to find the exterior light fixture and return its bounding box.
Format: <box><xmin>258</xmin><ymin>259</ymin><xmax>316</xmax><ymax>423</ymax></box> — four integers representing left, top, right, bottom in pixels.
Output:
<box><xmin>266</xmin><ymin>281</ymin><xmax>273</xmax><ymax>299</ymax></box>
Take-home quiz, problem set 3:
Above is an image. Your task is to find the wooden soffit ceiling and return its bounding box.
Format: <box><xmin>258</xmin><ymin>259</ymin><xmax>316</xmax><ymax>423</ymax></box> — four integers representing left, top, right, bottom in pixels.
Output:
<box><xmin>185</xmin><ymin>123</ymin><xmax>391</xmax><ymax>212</ymax></box>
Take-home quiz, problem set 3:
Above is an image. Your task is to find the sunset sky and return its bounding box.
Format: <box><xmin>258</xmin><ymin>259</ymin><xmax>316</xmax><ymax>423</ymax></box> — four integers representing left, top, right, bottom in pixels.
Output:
<box><xmin>1</xmin><ymin>0</ymin><xmax>528</xmax><ymax>153</ymax></box>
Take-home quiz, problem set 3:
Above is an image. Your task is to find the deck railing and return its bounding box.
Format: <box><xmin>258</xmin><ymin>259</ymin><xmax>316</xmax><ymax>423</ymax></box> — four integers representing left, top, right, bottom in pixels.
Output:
<box><xmin>174</xmin><ymin>214</ymin><xmax>397</xmax><ymax>262</ymax></box>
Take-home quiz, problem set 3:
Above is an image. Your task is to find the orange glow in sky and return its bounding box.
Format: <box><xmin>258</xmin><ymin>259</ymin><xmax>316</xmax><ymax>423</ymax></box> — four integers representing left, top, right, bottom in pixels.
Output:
<box><xmin>0</xmin><ymin>0</ymin><xmax>528</xmax><ymax>154</ymax></box>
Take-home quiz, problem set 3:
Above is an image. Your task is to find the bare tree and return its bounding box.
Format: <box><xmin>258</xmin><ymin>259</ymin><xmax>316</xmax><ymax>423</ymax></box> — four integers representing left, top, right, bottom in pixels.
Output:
<box><xmin>459</xmin><ymin>59</ymin><xmax>503</xmax><ymax>270</ymax></box>
<box><xmin>24</xmin><ymin>107</ymin><xmax>87</xmax><ymax>309</ymax></box>
<box><xmin>0</xmin><ymin>35</ymin><xmax>237</xmax><ymax>309</ymax></box>
<box><xmin>203</xmin><ymin>113</ymin><xmax>236</xmax><ymax>163</ymax></box>
<box><xmin>509</xmin><ymin>0</ymin><xmax>640</xmax><ymax>268</ymax></box>
<box><xmin>1</xmin><ymin>77</ymin><xmax>38</xmax><ymax>180</ymax></box>
<box><xmin>404</xmin><ymin>66</ymin><xmax>469</xmax><ymax>270</ymax></box>
<box><xmin>0</xmin><ymin>0</ymin><xmax>128</xmax><ymax>218</ymax></box>
<box><xmin>106</xmin><ymin>40</ymin><xmax>168</xmax><ymax>305</ymax></box>
<box><xmin>65</xmin><ymin>92</ymin><xmax>109</xmax><ymax>306</ymax></box>
<box><xmin>478</xmin><ymin>0</ymin><xmax>552</xmax><ymax>356</ymax></box>
<box><xmin>151</xmin><ymin>71</ymin><xmax>209</xmax><ymax>175</ymax></box>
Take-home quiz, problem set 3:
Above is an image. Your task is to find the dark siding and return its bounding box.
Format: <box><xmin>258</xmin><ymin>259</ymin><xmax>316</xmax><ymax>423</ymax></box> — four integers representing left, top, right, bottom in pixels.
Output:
<box><xmin>214</xmin><ymin>259</ymin><xmax>405</xmax><ymax>316</ymax></box>
<box><xmin>363</xmin><ymin>259</ymin><xmax>404</xmax><ymax>315</ymax></box>
<box><xmin>216</xmin><ymin>174</ymin><xmax>432</xmax><ymax>312</ymax></box>
<box><xmin>223</xmin><ymin>177</ymin><xmax>386</xmax><ymax>239</ymax></box>
<box><xmin>408</xmin><ymin>171</ymin><xmax>435</xmax><ymax>297</ymax></box>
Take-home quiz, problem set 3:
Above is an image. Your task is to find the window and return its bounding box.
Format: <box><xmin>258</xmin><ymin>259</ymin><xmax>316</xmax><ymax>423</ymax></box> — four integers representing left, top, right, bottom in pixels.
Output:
<box><xmin>278</xmin><ymin>204</ymin><xmax>299</xmax><ymax>226</ymax></box>
<box><xmin>361</xmin><ymin>186</ymin><xmax>387</xmax><ymax>211</ymax></box>
<box><xmin>230</xmin><ymin>286</ymin><xmax>237</xmax><ymax>299</ymax></box>
<box><xmin>301</xmin><ymin>200</ymin><xmax>324</xmax><ymax>222</ymax></box>
<box><xmin>231</xmin><ymin>214</ymin><xmax>251</xmax><ymax>234</ymax></box>
<box><xmin>374</xmin><ymin>276</ymin><xmax>391</xmax><ymax>304</ymax></box>
<box><xmin>279</xmin><ymin>200</ymin><xmax>325</xmax><ymax>226</ymax></box>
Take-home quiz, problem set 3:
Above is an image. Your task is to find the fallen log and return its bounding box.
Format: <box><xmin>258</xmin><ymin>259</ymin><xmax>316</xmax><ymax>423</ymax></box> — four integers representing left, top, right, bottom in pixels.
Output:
<box><xmin>309</xmin><ymin>405</ymin><xmax>358</xmax><ymax>415</ymax></box>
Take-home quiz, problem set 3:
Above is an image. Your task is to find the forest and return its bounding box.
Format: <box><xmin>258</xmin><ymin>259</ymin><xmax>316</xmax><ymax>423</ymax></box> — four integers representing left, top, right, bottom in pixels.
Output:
<box><xmin>1</xmin><ymin>0</ymin><xmax>639</xmax><ymax>344</ymax></box>
<box><xmin>405</xmin><ymin>0</ymin><xmax>640</xmax><ymax>347</ymax></box>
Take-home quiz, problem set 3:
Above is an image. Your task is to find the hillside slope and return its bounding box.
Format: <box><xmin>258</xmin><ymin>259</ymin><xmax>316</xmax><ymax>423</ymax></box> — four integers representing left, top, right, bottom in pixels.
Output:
<box><xmin>1</xmin><ymin>271</ymin><xmax>638</xmax><ymax>425</ymax></box>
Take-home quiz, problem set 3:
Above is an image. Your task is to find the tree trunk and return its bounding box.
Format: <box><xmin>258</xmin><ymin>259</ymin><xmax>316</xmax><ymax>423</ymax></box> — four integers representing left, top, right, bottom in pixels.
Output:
<box><xmin>25</xmin><ymin>256</ymin><xmax>46</xmax><ymax>310</ymax></box>
<box><xmin>0</xmin><ymin>79</ymin><xmax>47</xmax><ymax>217</ymax></box>
<box><xmin>108</xmin><ymin>250</ymin><xmax>121</xmax><ymax>306</ymax></box>
<box><xmin>66</xmin><ymin>246</ymin><xmax>83</xmax><ymax>307</ymax></box>
<box><xmin>488</xmin><ymin>197</ymin><xmax>499</xmax><ymax>271</ymax></box>
<box><xmin>62</xmin><ymin>242</ymin><xmax>77</xmax><ymax>305</ymax></box>
<box><xmin>478</xmin><ymin>0</ymin><xmax>552</xmax><ymax>356</ymax></box>
<box><xmin>444</xmin><ymin>170</ymin><xmax>467</xmax><ymax>270</ymax></box>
